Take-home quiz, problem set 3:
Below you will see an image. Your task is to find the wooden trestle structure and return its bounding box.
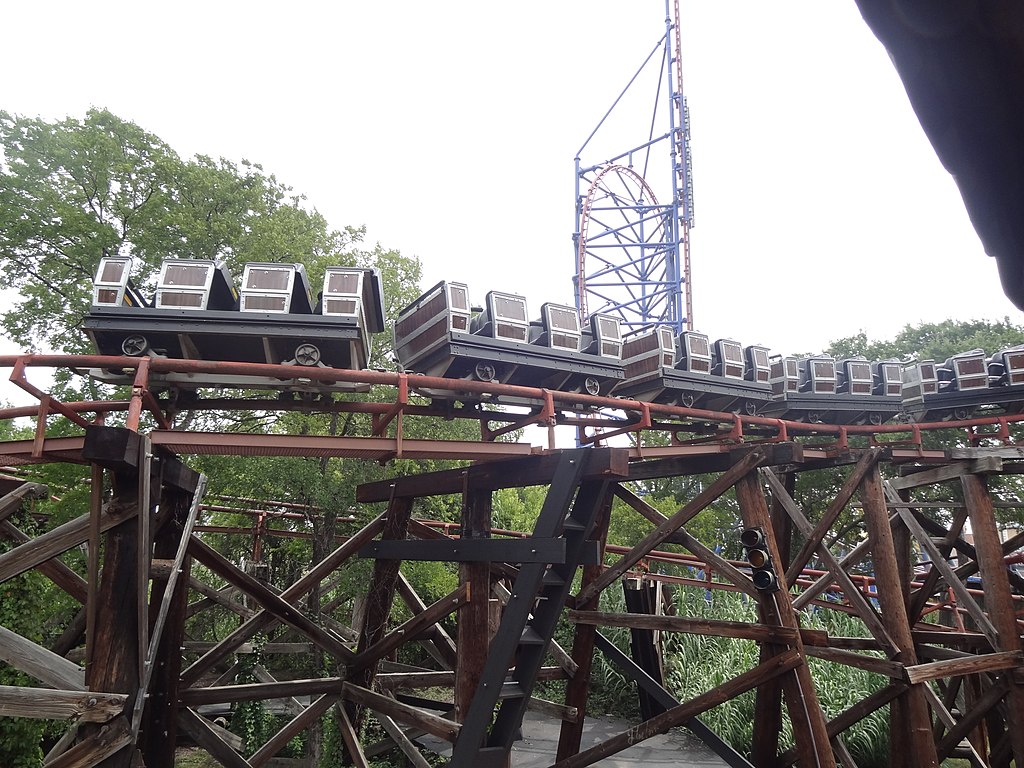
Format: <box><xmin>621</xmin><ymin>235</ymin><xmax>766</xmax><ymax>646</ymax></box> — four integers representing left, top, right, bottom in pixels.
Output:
<box><xmin>1</xmin><ymin>418</ymin><xmax>1023</xmax><ymax>767</ymax></box>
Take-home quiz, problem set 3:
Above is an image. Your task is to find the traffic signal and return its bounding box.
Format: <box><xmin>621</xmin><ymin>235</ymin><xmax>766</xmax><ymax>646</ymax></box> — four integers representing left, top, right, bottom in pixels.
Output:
<box><xmin>741</xmin><ymin>527</ymin><xmax>780</xmax><ymax>592</ymax></box>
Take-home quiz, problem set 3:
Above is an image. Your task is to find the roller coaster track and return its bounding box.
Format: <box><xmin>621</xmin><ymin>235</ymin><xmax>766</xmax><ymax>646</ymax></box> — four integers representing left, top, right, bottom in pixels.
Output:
<box><xmin>1</xmin><ymin>353</ymin><xmax>1023</xmax><ymax>768</ymax></box>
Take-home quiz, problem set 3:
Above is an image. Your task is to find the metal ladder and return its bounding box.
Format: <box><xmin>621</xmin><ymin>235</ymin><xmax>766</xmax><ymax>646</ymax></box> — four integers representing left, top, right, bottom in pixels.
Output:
<box><xmin>448</xmin><ymin>448</ymin><xmax>610</xmax><ymax>768</ymax></box>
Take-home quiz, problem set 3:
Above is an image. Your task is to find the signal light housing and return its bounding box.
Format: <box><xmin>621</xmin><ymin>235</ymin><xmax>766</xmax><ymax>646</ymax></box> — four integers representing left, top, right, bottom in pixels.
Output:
<box><xmin>740</xmin><ymin>527</ymin><xmax>780</xmax><ymax>592</ymax></box>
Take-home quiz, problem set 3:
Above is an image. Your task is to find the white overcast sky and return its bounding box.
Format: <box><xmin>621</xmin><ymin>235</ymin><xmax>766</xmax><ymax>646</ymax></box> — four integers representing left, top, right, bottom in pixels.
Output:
<box><xmin>1</xmin><ymin>0</ymin><xmax>1021</xmax><ymax>382</ymax></box>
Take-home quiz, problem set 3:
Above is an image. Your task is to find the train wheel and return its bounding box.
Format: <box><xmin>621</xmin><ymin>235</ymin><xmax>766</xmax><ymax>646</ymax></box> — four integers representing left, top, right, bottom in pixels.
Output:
<box><xmin>583</xmin><ymin>377</ymin><xmax>601</xmax><ymax>396</ymax></box>
<box><xmin>868</xmin><ymin>412</ymin><xmax>884</xmax><ymax>426</ymax></box>
<box><xmin>294</xmin><ymin>343</ymin><xmax>322</xmax><ymax>367</ymax></box>
<box><xmin>474</xmin><ymin>362</ymin><xmax>497</xmax><ymax>382</ymax></box>
<box><xmin>121</xmin><ymin>334</ymin><xmax>149</xmax><ymax>356</ymax></box>
<box><xmin>679</xmin><ymin>392</ymin><xmax>696</xmax><ymax>407</ymax></box>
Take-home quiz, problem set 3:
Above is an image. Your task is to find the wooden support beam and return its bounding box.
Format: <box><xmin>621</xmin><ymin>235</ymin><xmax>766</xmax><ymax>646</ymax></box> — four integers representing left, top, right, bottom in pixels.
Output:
<box><xmin>43</xmin><ymin>716</ymin><xmax>132</xmax><ymax>768</ymax></box>
<box><xmin>140</xmin><ymin>482</ymin><xmax>203</xmax><ymax>768</ymax></box>
<box><xmin>342</xmin><ymin>682</ymin><xmax>461</xmax><ymax>742</ymax></box>
<box><xmin>177</xmin><ymin>708</ymin><xmax>253</xmax><ymax>768</ymax></box>
<box><xmin>249</xmin><ymin>694</ymin><xmax>339</xmax><ymax>768</ymax></box>
<box><xmin>903</xmin><ymin>651</ymin><xmax>1023</xmax><ymax>684</ymax></box>
<box><xmin>181</xmin><ymin>676</ymin><xmax>346</xmax><ymax>707</ymax></box>
<box><xmin>83</xmin><ymin>472</ymin><xmax>140</xmax><ymax>768</ymax></box>
<box><xmin>576</xmin><ymin>451</ymin><xmax>764</xmax><ymax>606</ymax></box>
<box><xmin>803</xmin><ymin>646</ymin><xmax>905</xmax><ymax>679</ymax></box>
<box><xmin>761</xmin><ymin>469</ymin><xmax>898</xmax><ymax>654</ymax></box>
<box><xmin>374</xmin><ymin>707</ymin><xmax>433</xmax><ymax>768</ymax></box>
<box><xmin>359</xmin><ymin>537</ymin><xmax>574</xmax><ymax>563</ymax></box>
<box><xmin>336</xmin><ymin>703</ymin><xmax>370</xmax><ymax>768</ymax></box>
<box><xmin>0</xmin><ymin>685</ymin><xmax>125</xmax><ymax>721</ymax></box>
<box><xmin>0</xmin><ymin>500</ymin><xmax>136</xmax><ymax>586</ymax></box>
<box><xmin>347</xmin><ymin>495</ymin><xmax>415</xmax><ymax>727</ymax></box>
<box><xmin>734</xmin><ymin>470</ymin><xmax>836</xmax><ymax>768</ymax></box>
<box><xmin>456</xmin><ymin>485</ymin><xmax>492</xmax><ymax>724</ymax></box>
<box><xmin>612</xmin><ymin>484</ymin><xmax>757</xmax><ymax>598</ymax></box>
<box><xmin>396</xmin><ymin>573</ymin><xmax>458</xmax><ymax>669</ymax></box>
<box><xmin>551</xmin><ymin>649</ymin><xmax>803</xmax><ymax>768</ymax></box>
<box><xmin>556</xmin><ymin>486</ymin><xmax>614</xmax><ymax>762</ymax></box>
<box><xmin>0</xmin><ymin>624</ymin><xmax>86</xmax><ymax>690</ymax></box>
<box><xmin>961</xmin><ymin>472</ymin><xmax>1024</xmax><ymax>765</ymax></box>
<box><xmin>0</xmin><ymin>519</ymin><xmax>88</xmax><ymax>603</ymax></box>
<box><xmin>861</xmin><ymin>465</ymin><xmax>939</xmax><ymax>767</ymax></box>
<box><xmin>567</xmin><ymin>610</ymin><xmax>802</xmax><ymax>645</ymax></box>
<box><xmin>187</xmin><ymin>535</ymin><xmax>355</xmax><ymax>664</ymax></box>
<box><xmin>784</xmin><ymin>447</ymin><xmax>884</xmax><ymax>584</ymax></box>
<box><xmin>182</xmin><ymin>514</ymin><xmax>383</xmax><ymax>686</ymax></box>
<box><xmin>352</xmin><ymin>583</ymin><xmax>469</xmax><ymax>672</ymax></box>
<box><xmin>356</xmin><ymin>447</ymin><xmax>628</xmax><ymax>501</ymax></box>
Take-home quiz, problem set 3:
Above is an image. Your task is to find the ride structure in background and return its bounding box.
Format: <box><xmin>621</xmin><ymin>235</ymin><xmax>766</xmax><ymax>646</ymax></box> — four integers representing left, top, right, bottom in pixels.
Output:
<box><xmin>573</xmin><ymin>0</ymin><xmax>694</xmax><ymax>336</ymax></box>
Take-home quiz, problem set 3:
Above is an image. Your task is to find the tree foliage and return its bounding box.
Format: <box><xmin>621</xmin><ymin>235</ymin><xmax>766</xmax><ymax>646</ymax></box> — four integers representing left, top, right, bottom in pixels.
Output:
<box><xmin>0</xmin><ymin>108</ymin><xmax>363</xmax><ymax>353</ymax></box>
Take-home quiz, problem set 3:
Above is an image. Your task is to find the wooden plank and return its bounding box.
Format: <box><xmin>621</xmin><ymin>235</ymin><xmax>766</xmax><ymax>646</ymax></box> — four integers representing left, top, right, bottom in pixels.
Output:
<box><xmin>342</xmin><ymin>682</ymin><xmax>461</xmax><ymax>742</ymax></box>
<box><xmin>356</xmin><ymin>447</ymin><xmax>629</xmax><ymax>502</ymax></box>
<box><xmin>456</xmin><ymin>485</ymin><xmax>492</xmax><ymax>725</ymax></box>
<box><xmin>734</xmin><ymin>470</ymin><xmax>836</xmax><ymax>768</ymax></box>
<box><xmin>761</xmin><ymin>468</ymin><xmax>898</xmax><ymax>654</ymax></box>
<box><xmin>177</xmin><ymin>707</ymin><xmax>253</xmax><ymax>768</ymax></box>
<box><xmin>351</xmin><ymin>583</ymin><xmax>469</xmax><ymax>672</ymax></box>
<box><xmin>336</xmin><ymin>703</ymin><xmax>370</xmax><ymax>768</ymax></box>
<box><xmin>861</xmin><ymin>465</ymin><xmax>938</xmax><ymax>767</ymax></box>
<box><xmin>0</xmin><ymin>500</ymin><xmax>137</xmax><ymax>586</ymax></box>
<box><xmin>551</xmin><ymin>650</ymin><xmax>802</xmax><ymax>768</ymax></box>
<box><xmin>612</xmin><ymin>485</ymin><xmax>757</xmax><ymax>598</ymax></box>
<box><xmin>904</xmin><ymin>651</ymin><xmax>1023</xmax><ymax>685</ymax></box>
<box><xmin>43</xmin><ymin>715</ymin><xmax>132</xmax><ymax>768</ymax></box>
<box><xmin>576</xmin><ymin>451</ymin><xmax>764</xmax><ymax>606</ymax></box>
<box><xmin>0</xmin><ymin>624</ymin><xmax>85</xmax><ymax>690</ymax></box>
<box><xmin>961</xmin><ymin>472</ymin><xmax>1024</xmax><ymax>765</ymax></box>
<box><xmin>181</xmin><ymin>677</ymin><xmax>344</xmax><ymax>706</ymax></box>
<box><xmin>182</xmin><ymin>514</ymin><xmax>384</xmax><ymax>686</ymax></box>
<box><xmin>568</xmin><ymin>610</ymin><xmax>801</xmax><ymax>644</ymax></box>
<box><xmin>374</xmin><ymin>709</ymin><xmax>433</xmax><ymax>768</ymax></box>
<box><xmin>0</xmin><ymin>519</ymin><xmax>89</xmax><ymax>603</ymax></box>
<box><xmin>249</xmin><ymin>694</ymin><xmax>339</xmax><ymax>768</ymax></box>
<box><xmin>0</xmin><ymin>685</ymin><xmax>125</xmax><ymax>722</ymax></box>
<box><xmin>187</xmin><ymin>535</ymin><xmax>355</xmax><ymax>663</ymax></box>
<box><xmin>804</xmin><ymin>646</ymin><xmax>905</xmax><ymax>679</ymax></box>
<box><xmin>890</xmin><ymin>462</ymin><xmax>974</xmax><ymax>490</ymax></box>
<box><xmin>359</xmin><ymin>537</ymin><xmax>568</xmax><ymax>563</ymax></box>
<box><xmin>783</xmin><ymin>447</ymin><xmax>884</xmax><ymax>583</ymax></box>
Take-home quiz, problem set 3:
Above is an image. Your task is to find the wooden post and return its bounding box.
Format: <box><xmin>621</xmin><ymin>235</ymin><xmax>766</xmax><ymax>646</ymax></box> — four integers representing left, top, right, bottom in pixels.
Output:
<box><xmin>456</xmin><ymin>486</ymin><xmax>492</xmax><ymax>723</ymax></box>
<box><xmin>83</xmin><ymin>471</ymin><xmax>141</xmax><ymax>768</ymax></box>
<box><xmin>735</xmin><ymin>471</ymin><xmax>836</xmax><ymax>768</ymax></box>
<box><xmin>860</xmin><ymin>465</ymin><xmax>938</xmax><ymax>768</ymax></box>
<box><xmin>555</xmin><ymin>489</ymin><xmax>613</xmax><ymax>761</ymax></box>
<box><xmin>140</xmin><ymin>485</ymin><xmax>193</xmax><ymax>768</ymax></box>
<box><xmin>961</xmin><ymin>472</ymin><xmax>1024</xmax><ymax>765</ymax></box>
<box><xmin>346</xmin><ymin>494</ymin><xmax>414</xmax><ymax>728</ymax></box>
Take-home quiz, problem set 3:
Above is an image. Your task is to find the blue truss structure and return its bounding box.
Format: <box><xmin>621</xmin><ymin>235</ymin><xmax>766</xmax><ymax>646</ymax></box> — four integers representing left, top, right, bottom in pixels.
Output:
<box><xmin>572</xmin><ymin>0</ymin><xmax>694</xmax><ymax>336</ymax></box>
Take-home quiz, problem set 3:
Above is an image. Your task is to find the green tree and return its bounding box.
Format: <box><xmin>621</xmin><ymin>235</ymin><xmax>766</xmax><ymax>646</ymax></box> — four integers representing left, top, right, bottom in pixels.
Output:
<box><xmin>0</xmin><ymin>108</ymin><xmax>359</xmax><ymax>353</ymax></box>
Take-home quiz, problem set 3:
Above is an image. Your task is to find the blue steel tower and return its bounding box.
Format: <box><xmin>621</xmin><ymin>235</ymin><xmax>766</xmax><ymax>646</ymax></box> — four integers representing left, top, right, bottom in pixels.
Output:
<box><xmin>573</xmin><ymin>0</ymin><xmax>694</xmax><ymax>335</ymax></box>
